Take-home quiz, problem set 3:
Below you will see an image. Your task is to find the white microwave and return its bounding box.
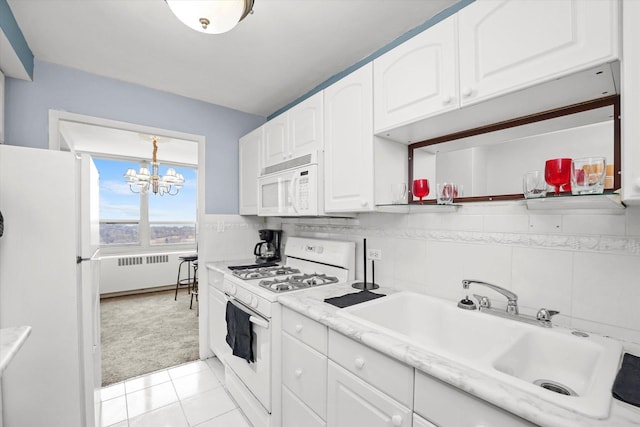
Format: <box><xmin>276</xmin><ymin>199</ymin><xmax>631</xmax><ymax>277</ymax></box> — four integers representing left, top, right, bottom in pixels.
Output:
<box><xmin>258</xmin><ymin>152</ymin><xmax>324</xmax><ymax>217</ymax></box>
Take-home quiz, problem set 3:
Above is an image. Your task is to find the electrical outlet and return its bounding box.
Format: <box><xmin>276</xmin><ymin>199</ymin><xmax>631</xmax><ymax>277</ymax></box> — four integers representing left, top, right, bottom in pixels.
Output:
<box><xmin>367</xmin><ymin>248</ymin><xmax>382</xmax><ymax>260</ymax></box>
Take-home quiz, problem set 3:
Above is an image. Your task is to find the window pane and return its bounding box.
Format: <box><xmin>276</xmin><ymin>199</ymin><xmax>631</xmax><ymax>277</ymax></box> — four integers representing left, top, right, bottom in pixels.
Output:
<box><xmin>100</xmin><ymin>223</ymin><xmax>140</xmax><ymax>245</ymax></box>
<box><xmin>150</xmin><ymin>223</ymin><xmax>196</xmax><ymax>245</ymax></box>
<box><xmin>94</xmin><ymin>158</ymin><xmax>141</xmax><ymax>245</ymax></box>
<box><xmin>148</xmin><ymin>166</ymin><xmax>197</xmax><ymax>223</ymax></box>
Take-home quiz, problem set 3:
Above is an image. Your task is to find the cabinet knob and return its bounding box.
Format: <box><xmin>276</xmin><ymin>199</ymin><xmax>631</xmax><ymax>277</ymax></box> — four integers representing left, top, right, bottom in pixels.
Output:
<box><xmin>295</xmin><ymin>324</ymin><xmax>303</xmax><ymax>333</ymax></box>
<box><xmin>250</xmin><ymin>296</ymin><xmax>259</xmax><ymax>308</ymax></box>
<box><xmin>462</xmin><ymin>87</ymin><xmax>473</xmax><ymax>97</ymax></box>
<box><xmin>360</xmin><ymin>200</ymin><xmax>369</xmax><ymax>207</ymax></box>
<box><xmin>354</xmin><ymin>357</ymin><xmax>365</xmax><ymax>369</ymax></box>
<box><xmin>391</xmin><ymin>415</ymin><xmax>402</xmax><ymax>426</ymax></box>
<box><xmin>442</xmin><ymin>94</ymin><xmax>452</xmax><ymax>105</ymax></box>
<box><xmin>294</xmin><ymin>368</ymin><xmax>303</xmax><ymax>378</ymax></box>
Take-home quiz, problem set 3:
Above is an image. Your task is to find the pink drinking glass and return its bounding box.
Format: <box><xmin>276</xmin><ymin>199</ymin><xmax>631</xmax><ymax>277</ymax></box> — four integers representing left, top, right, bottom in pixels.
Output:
<box><xmin>545</xmin><ymin>158</ymin><xmax>572</xmax><ymax>196</ymax></box>
<box><xmin>412</xmin><ymin>179</ymin><xmax>430</xmax><ymax>202</ymax></box>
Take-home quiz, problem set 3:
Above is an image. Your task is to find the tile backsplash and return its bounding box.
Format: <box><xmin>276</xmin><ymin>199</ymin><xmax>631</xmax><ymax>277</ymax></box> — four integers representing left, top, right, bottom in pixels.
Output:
<box><xmin>199</xmin><ymin>207</ymin><xmax>640</xmax><ymax>345</ymax></box>
<box><xmin>264</xmin><ymin>203</ymin><xmax>640</xmax><ymax>345</ymax></box>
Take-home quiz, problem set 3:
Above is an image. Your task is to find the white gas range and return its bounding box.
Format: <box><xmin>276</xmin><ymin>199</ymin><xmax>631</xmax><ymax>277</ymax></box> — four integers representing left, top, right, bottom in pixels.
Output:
<box><xmin>216</xmin><ymin>237</ymin><xmax>355</xmax><ymax>427</ymax></box>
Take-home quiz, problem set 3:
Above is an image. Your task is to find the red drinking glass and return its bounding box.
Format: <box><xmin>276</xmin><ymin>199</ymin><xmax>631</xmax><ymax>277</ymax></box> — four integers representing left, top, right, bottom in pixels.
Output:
<box><xmin>412</xmin><ymin>179</ymin><xmax>430</xmax><ymax>202</ymax></box>
<box><xmin>545</xmin><ymin>158</ymin><xmax>572</xmax><ymax>196</ymax></box>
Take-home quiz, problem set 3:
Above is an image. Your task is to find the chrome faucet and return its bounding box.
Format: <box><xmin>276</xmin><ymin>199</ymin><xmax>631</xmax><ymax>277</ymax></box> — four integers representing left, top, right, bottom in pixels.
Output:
<box><xmin>461</xmin><ymin>279</ymin><xmax>559</xmax><ymax>328</ymax></box>
<box><xmin>462</xmin><ymin>279</ymin><xmax>518</xmax><ymax>314</ymax></box>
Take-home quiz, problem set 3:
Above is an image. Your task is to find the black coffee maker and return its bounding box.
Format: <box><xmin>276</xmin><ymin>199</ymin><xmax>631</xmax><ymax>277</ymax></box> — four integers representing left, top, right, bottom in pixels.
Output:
<box><xmin>254</xmin><ymin>229</ymin><xmax>282</xmax><ymax>264</ymax></box>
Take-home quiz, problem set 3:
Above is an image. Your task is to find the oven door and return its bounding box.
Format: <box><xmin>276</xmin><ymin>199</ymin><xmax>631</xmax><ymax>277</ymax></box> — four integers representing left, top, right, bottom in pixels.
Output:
<box><xmin>224</xmin><ymin>295</ymin><xmax>272</xmax><ymax>412</ymax></box>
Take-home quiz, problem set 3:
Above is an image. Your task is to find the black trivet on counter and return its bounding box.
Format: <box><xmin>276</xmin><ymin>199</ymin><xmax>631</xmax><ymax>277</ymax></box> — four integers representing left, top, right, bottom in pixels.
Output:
<box><xmin>612</xmin><ymin>353</ymin><xmax>640</xmax><ymax>407</ymax></box>
<box><xmin>324</xmin><ymin>290</ymin><xmax>386</xmax><ymax>308</ymax></box>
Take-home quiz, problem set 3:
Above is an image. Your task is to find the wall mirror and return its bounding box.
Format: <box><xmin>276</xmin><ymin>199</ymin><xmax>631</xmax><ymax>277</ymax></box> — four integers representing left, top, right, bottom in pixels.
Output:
<box><xmin>408</xmin><ymin>95</ymin><xmax>620</xmax><ymax>203</ymax></box>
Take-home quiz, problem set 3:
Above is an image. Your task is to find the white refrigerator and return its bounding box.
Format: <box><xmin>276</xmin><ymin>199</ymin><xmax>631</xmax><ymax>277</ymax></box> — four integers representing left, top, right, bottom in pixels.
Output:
<box><xmin>0</xmin><ymin>145</ymin><xmax>101</xmax><ymax>427</ymax></box>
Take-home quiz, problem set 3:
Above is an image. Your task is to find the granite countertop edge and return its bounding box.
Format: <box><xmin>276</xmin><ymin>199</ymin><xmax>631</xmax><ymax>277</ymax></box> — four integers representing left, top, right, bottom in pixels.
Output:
<box><xmin>0</xmin><ymin>325</ymin><xmax>32</xmax><ymax>376</ymax></box>
<box><xmin>277</xmin><ymin>283</ymin><xmax>640</xmax><ymax>427</ymax></box>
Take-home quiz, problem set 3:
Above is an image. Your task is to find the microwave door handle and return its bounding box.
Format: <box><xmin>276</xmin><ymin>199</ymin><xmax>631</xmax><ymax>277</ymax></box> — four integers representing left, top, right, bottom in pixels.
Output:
<box><xmin>290</xmin><ymin>175</ymin><xmax>300</xmax><ymax>213</ymax></box>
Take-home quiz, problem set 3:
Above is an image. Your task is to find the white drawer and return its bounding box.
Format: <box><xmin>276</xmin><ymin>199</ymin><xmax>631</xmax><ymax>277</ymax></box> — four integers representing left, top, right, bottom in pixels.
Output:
<box><xmin>282</xmin><ymin>331</ymin><xmax>327</xmax><ymax>419</ymax></box>
<box><xmin>328</xmin><ymin>330</ymin><xmax>413</xmax><ymax>408</ymax></box>
<box><xmin>282</xmin><ymin>307</ymin><xmax>327</xmax><ymax>353</ymax></box>
<box><xmin>414</xmin><ymin>370</ymin><xmax>537</xmax><ymax>427</ymax></box>
<box><xmin>282</xmin><ymin>385</ymin><xmax>326</xmax><ymax>427</ymax></box>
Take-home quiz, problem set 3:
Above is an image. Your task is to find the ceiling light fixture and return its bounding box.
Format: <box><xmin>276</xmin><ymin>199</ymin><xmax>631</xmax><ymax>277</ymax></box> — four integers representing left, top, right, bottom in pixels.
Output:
<box><xmin>166</xmin><ymin>0</ymin><xmax>255</xmax><ymax>34</ymax></box>
<box><xmin>123</xmin><ymin>136</ymin><xmax>185</xmax><ymax>196</ymax></box>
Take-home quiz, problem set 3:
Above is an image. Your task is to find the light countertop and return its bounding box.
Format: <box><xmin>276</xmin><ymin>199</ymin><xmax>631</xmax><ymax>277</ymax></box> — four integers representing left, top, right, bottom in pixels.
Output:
<box><xmin>277</xmin><ymin>283</ymin><xmax>640</xmax><ymax>427</ymax></box>
<box><xmin>0</xmin><ymin>326</ymin><xmax>32</xmax><ymax>376</ymax></box>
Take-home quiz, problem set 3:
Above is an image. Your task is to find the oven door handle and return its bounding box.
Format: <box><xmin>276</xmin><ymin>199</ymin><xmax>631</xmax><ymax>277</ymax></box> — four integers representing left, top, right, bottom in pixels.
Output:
<box><xmin>249</xmin><ymin>316</ymin><xmax>269</xmax><ymax>329</ymax></box>
<box><xmin>225</xmin><ymin>295</ymin><xmax>270</xmax><ymax>329</ymax></box>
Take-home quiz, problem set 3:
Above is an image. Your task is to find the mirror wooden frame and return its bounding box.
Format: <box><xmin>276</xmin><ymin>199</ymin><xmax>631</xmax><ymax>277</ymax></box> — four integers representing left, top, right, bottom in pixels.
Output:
<box><xmin>407</xmin><ymin>95</ymin><xmax>620</xmax><ymax>204</ymax></box>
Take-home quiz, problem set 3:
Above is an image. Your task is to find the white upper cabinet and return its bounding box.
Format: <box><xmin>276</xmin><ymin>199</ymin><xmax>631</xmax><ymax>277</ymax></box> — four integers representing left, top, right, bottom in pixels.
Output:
<box><xmin>622</xmin><ymin>0</ymin><xmax>640</xmax><ymax>204</ymax></box>
<box><xmin>458</xmin><ymin>0</ymin><xmax>619</xmax><ymax>106</ymax></box>
<box><xmin>239</xmin><ymin>126</ymin><xmax>262</xmax><ymax>215</ymax></box>
<box><xmin>262</xmin><ymin>92</ymin><xmax>323</xmax><ymax>169</ymax></box>
<box><xmin>374</xmin><ymin>14</ymin><xmax>458</xmax><ymax>133</ymax></box>
<box><xmin>324</xmin><ymin>63</ymin><xmax>375</xmax><ymax>212</ymax></box>
<box><xmin>289</xmin><ymin>92</ymin><xmax>324</xmax><ymax>159</ymax></box>
<box><xmin>263</xmin><ymin>113</ymin><xmax>289</xmax><ymax>168</ymax></box>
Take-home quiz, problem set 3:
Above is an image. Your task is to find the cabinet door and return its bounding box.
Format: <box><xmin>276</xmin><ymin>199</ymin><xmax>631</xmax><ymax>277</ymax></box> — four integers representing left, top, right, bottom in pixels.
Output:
<box><xmin>207</xmin><ymin>286</ymin><xmax>230</xmax><ymax>362</ymax></box>
<box><xmin>413</xmin><ymin>413</ymin><xmax>438</xmax><ymax>427</ymax></box>
<box><xmin>458</xmin><ymin>0</ymin><xmax>619</xmax><ymax>106</ymax></box>
<box><xmin>622</xmin><ymin>0</ymin><xmax>640</xmax><ymax>203</ymax></box>
<box><xmin>327</xmin><ymin>361</ymin><xmax>411</xmax><ymax>427</ymax></box>
<box><xmin>238</xmin><ymin>127</ymin><xmax>262</xmax><ymax>215</ymax></box>
<box><xmin>282</xmin><ymin>385</ymin><xmax>326</xmax><ymax>427</ymax></box>
<box><xmin>374</xmin><ymin>14</ymin><xmax>458</xmax><ymax>133</ymax></box>
<box><xmin>263</xmin><ymin>113</ymin><xmax>289</xmax><ymax>168</ymax></box>
<box><xmin>282</xmin><ymin>332</ymin><xmax>327</xmax><ymax>418</ymax></box>
<box><xmin>324</xmin><ymin>63</ymin><xmax>375</xmax><ymax>212</ymax></box>
<box><xmin>289</xmin><ymin>92</ymin><xmax>324</xmax><ymax>159</ymax></box>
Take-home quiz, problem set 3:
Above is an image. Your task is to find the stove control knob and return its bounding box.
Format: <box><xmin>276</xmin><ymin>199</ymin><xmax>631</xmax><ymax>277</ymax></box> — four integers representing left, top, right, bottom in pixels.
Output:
<box><xmin>250</xmin><ymin>296</ymin><xmax>259</xmax><ymax>308</ymax></box>
<box><xmin>354</xmin><ymin>357</ymin><xmax>365</xmax><ymax>370</ymax></box>
<box><xmin>228</xmin><ymin>284</ymin><xmax>237</xmax><ymax>295</ymax></box>
<box><xmin>243</xmin><ymin>294</ymin><xmax>251</xmax><ymax>304</ymax></box>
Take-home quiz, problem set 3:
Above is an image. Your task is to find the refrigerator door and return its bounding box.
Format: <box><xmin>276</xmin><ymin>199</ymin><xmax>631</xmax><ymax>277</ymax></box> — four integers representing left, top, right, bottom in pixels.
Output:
<box><xmin>0</xmin><ymin>145</ymin><xmax>95</xmax><ymax>427</ymax></box>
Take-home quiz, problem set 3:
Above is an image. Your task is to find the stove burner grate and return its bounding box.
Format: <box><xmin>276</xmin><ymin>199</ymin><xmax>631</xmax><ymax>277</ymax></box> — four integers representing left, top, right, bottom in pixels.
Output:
<box><xmin>258</xmin><ymin>273</ymin><xmax>340</xmax><ymax>293</ymax></box>
<box><xmin>232</xmin><ymin>265</ymin><xmax>300</xmax><ymax>280</ymax></box>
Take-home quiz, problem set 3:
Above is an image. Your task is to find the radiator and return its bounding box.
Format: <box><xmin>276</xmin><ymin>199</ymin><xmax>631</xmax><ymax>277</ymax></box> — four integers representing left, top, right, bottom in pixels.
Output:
<box><xmin>100</xmin><ymin>252</ymin><xmax>194</xmax><ymax>295</ymax></box>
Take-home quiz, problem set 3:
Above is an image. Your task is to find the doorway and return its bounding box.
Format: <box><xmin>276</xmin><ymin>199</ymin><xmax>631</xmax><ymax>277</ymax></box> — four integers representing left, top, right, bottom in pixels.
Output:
<box><xmin>48</xmin><ymin>110</ymin><xmax>206</xmax><ymax>421</ymax></box>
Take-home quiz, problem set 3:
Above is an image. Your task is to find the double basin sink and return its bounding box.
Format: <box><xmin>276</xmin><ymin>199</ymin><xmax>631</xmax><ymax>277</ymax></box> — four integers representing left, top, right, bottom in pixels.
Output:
<box><xmin>337</xmin><ymin>291</ymin><xmax>622</xmax><ymax>419</ymax></box>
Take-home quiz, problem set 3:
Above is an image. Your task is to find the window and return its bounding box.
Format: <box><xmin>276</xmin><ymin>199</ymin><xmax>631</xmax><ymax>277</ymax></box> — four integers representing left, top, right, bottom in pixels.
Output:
<box><xmin>149</xmin><ymin>166</ymin><xmax>197</xmax><ymax>245</ymax></box>
<box><xmin>95</xmin><ymin>158</ymin><xmax>197</xmax><ymax>248</ymax></box>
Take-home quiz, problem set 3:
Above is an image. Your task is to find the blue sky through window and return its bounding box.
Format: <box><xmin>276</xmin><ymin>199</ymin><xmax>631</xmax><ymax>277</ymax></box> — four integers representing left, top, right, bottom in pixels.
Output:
<box><xmin>94</xmin><ymin>158</ymin><xmax>197</xmax><ymax>222</ymax></box>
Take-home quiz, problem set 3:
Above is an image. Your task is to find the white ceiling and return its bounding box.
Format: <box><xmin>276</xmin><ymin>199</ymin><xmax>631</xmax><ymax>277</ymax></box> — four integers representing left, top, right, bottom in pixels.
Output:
<box><xmin>7</xmin><ymin>0</ymin><xmax>459</xmax><ymax>117</ymax></box>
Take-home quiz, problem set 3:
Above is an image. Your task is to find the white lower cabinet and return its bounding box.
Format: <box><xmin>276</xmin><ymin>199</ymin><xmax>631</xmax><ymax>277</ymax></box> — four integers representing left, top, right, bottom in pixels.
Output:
<box><xmin>414</xmin><ymin>370</ymin><xmax>536</xmax><ymax>427</ymax></box>
<box><xmin>327</xmin><ymin>361</ymin><xmax>412</xmax><ymax>427</ymax></box>
<box><xmin>413</xmin><ymin>413</ymin><xmax>438</xmax><ymax>427</ymax></box>
<box><xmin>282</xmin><ymin>385</ymin><xmax>326</xmax><ymax>427</ymax></box>
<box><xmin>206</xmin><ymin>268</ymin><xmax>229</xmax><ymax>361</ymax></box>
<box><xmin>282</xmin><ymin>332</ymin><xmax>327</xmax><ymax>418</ymax></box>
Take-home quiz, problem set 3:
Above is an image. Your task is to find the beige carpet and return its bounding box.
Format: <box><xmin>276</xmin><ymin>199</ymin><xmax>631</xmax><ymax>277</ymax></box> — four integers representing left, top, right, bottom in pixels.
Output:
<box><xmin>100</xmin><ymin>289</ymin><xmax>199</xmax><ymax>386</ymax></box>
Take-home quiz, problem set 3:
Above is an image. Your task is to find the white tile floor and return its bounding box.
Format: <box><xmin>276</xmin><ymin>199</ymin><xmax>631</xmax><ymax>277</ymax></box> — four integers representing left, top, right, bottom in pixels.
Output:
<box><xmin>98</xmin><ymin>357</ymin><xmax>252</xmax><ymax>427</ymax></box>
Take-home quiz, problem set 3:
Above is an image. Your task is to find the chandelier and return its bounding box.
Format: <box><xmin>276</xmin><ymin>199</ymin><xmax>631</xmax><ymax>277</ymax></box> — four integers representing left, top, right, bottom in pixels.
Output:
<box><xmin>123</xmin><ymin>136</ymin><xmax>185</xmax><ymax>196</ymax></box>
<box><xmin>166</xmin><ymin>0</ymin><xmax>255</xmax><ymax>35</ymax></box>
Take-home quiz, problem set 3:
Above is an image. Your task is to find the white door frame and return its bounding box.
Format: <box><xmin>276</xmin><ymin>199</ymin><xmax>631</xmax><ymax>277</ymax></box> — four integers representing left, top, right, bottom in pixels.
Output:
<box><xmin>47</xmin><ymin>110</ymin><xmax>209</xmax><ymax>384</ymax></box>
<box><xmin>48</xmin><ymin>110</ymin><xmax>206</xmax><ymax>219</ymax></box>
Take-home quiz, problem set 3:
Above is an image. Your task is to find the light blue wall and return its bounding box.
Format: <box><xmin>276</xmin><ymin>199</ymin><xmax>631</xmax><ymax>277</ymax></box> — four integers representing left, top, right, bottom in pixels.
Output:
<box><xmin>4</xmin><ymin>59</ymin><xmax>265</xmax><ymax>214</ymax></box>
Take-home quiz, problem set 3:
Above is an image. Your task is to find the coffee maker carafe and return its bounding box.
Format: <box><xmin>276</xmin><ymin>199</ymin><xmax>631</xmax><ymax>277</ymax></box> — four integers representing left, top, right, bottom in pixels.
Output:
<box><xmin>254</xmin><ymin>229</ymin><xmax>282</xmax><ymax>264</ymax></box>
